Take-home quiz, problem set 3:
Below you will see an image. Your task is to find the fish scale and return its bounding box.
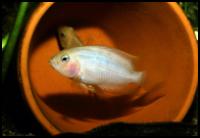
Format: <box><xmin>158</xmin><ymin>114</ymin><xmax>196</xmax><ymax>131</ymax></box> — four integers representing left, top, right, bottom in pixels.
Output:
<box><xmin>78</xmin><ymin>57</ymin><xmax>134</xmax><ymax>84</ymax></box>
<box><xmin>77</xmin><ymin>51</ymin><xmax>131</xmax><ymax>74</ymax></box>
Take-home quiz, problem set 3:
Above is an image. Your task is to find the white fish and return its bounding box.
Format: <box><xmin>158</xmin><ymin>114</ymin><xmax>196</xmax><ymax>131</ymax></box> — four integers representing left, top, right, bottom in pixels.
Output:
<box><xmin>49</xmin><ymin>45</ymin><xmax>150</xmax><ymax>95</ymax></box>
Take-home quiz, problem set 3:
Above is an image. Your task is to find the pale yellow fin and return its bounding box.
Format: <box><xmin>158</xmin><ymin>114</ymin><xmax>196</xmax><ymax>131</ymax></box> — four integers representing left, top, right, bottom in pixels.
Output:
<box><xmin>92</xmin><ymin>45</ymin><xmax>150</xmax><ymax>72</ymax></box>
<box><xmin>140</xmin><ymin>65</ymin><xmax>169</xmax><ymax>93</ymax></box>
<box><xmin>91</xmin><ymin>46</ymin><xmax>139</xmax><ymax>70</ymax></box>
<box><xmin>70</xmin><ymin>81</ymin><xmax>84</xmax><ymax>91</ymax></box>
<box><xmin>98</xmin><ymin>84</ymin><xmax>147</xmax><ymax>96</ymax></box>
<box><xmin>80</xmin><ymin>83</ymin><xmax>105</xmax><ymax>95</ymax></box>
<box><xmin>57</xmin><ymin>25</ymin><xmax>84</xmax><ymax>49</ymax></box>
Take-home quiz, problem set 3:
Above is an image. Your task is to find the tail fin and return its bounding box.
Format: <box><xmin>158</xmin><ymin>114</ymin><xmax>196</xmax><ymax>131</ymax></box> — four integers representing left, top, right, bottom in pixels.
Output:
<box><xmin>126</xmin><ymin>65</ymin><xmax>168</xmax><ymax>98</ymax></box>
<box><xmin>139</xmin><ymin>65</ymin><xmax>169</xmax><ymax>92</ymax></box>
<box><xmin>137</xmin><ymin>71</ymin><xmax>146</xmax><ymax>87</ymax></box>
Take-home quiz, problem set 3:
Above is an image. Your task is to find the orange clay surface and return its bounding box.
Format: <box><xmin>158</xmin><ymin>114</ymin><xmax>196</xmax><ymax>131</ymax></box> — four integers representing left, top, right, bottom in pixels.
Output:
<box><xmin>18</xmin><ymin>2</ymin><xmax>198</xmax><ymax>135</ymax></box>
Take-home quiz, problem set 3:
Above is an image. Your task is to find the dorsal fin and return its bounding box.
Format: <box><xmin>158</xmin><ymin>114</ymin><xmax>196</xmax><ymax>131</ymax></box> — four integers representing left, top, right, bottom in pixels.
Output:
<box><xmin>86</xmin><ymin>45</ymin><xmax>142</xmax><ymax>71</ymax></box>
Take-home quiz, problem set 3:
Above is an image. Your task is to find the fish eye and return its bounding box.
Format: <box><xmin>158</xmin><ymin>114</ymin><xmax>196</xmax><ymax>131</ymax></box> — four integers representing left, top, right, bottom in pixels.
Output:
<box><xmin>61</xmin><ymin>32</ymin><xmax>66</xmax><ymax>37</ymax></box>
<box><xmin>61</xmin><ymin>54</ymin><xmax>70</xmax><ymax>62</ymax></box>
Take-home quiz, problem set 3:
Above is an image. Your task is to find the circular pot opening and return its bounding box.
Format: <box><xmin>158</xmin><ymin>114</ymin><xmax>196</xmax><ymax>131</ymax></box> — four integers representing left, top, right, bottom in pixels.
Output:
<box><xmin>18</xmin><ymin>2</ymin><xmax>198</xmax><ymax>135</ymax></box>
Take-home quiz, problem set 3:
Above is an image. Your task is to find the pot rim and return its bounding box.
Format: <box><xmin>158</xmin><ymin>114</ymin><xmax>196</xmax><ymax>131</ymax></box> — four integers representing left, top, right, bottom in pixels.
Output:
<box><xmin>17</xmin><ymin>2</ymin><xmax>198</xmax><ymax>135</ymax></box>
<box><xmin>166</xmin><ymin>2</ymin><xmax>198</xmax><ymax>122</ymax></box>
<box><xmin>18</xmin><ymin>2</ymin><xmax>59</xmax><ymax>135</ymax></box>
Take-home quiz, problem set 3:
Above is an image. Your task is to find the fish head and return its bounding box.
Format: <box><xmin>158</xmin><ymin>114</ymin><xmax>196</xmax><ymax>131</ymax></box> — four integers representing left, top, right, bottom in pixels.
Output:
<box><xmin>57</xmin><ymin>25</ymin><xmax>83</xmax><ymax>49</ymax></box>
<box><xmin>57</xmin><ymin>25</ymin><xmax>74</xmax><ymax>38</ymax></box>
<box><xmin>57</xmin><ymin>25</ymin><xmax>75</xmax><ymax>46</ymax></box>
<box><xmin>49</xmin><ymin>50</ymin><xmax>80</xmax><ymax>78</ymax></box>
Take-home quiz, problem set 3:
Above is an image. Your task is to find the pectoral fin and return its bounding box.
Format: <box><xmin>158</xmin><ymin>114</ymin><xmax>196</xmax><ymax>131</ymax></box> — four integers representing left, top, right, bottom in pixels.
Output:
<box><xmin>80</xmin><ymin>83</ymin><xmax>105</xmax><ymax>95</ymax></box>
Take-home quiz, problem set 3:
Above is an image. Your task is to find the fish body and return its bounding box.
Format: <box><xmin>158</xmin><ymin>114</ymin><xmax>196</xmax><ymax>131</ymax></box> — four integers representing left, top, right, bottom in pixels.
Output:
<box><xmin>57</xmin><ymin>25</ymin><xmax>84</xmax><ymax>49</ymax></box>
<box><xmin>49</xmin><ymin>46</ymin><xmax>145</xmax><ymax>95</ymax></box>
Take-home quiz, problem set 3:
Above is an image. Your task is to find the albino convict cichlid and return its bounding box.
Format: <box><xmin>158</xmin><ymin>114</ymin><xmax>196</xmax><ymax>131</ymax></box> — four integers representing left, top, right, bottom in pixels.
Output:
<box><xmin>49</xmin><ymin>45</ymin><xmax>151</xmax><ymax>95</ymax></box>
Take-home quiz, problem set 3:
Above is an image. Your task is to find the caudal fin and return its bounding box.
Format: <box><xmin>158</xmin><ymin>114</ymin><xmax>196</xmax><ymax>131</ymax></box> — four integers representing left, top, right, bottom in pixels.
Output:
<box><xmin>139</xmin><ymin>65</ymin><xmax>169</xmax><ymax>92</ymax></box>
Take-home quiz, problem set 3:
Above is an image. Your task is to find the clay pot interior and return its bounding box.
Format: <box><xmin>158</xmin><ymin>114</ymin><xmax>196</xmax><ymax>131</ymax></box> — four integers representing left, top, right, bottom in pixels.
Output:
<box><xmin>19</xmin><ymin>2</ymin><xmax>198</xmax><ymax>135</ymax></box>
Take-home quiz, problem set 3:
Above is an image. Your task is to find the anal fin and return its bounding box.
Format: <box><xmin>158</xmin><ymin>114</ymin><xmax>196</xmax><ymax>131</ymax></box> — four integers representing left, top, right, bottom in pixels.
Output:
<box><xmin>98</xmin><ymin>83</ymin><xmax>147</xmax><ymax>96</ymax></box>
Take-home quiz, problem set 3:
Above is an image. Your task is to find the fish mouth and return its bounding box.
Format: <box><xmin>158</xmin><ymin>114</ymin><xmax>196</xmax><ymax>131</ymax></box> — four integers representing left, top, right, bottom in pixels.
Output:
<box><xmin>49</xmin><ymin>59</ymin><xmax>55</xmax><ymax>69</ymax></box>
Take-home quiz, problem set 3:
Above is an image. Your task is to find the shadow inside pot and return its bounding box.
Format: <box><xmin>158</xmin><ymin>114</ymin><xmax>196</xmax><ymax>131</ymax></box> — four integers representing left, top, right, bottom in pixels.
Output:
<box><xmin>36</xmin><ymin>83</ymin><xmax>166</xmax><ymax>122</ymax></box>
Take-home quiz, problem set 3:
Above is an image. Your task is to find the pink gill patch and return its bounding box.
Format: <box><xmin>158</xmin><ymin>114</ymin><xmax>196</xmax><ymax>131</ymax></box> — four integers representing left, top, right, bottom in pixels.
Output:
<box><xmin>68</xmin><ymin>64</ymin><xmax>77</xmax><ymax>74</ymax></box>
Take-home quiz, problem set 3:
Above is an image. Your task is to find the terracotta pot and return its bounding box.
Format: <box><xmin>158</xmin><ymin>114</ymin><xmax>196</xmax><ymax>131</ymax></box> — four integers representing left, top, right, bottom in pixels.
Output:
<box><xmin>18</xmin><ymin>2</ymin><xmax>198</xmax><ymax>135</ymax></box>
